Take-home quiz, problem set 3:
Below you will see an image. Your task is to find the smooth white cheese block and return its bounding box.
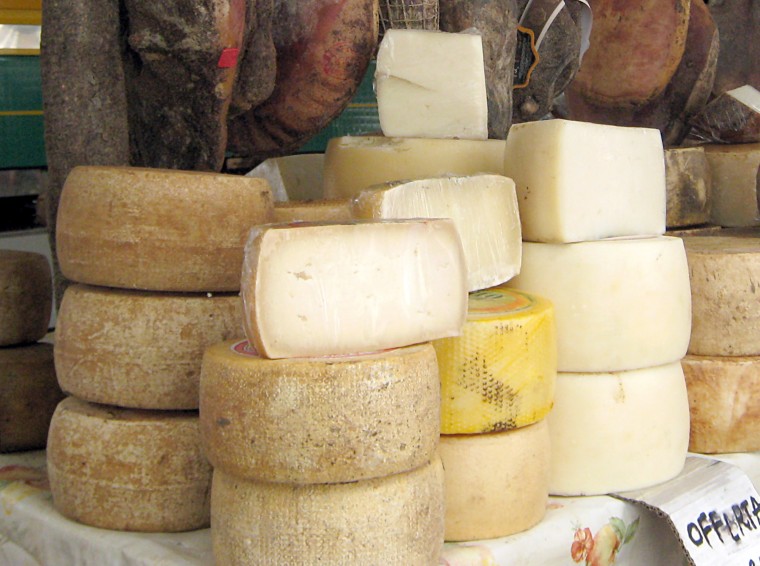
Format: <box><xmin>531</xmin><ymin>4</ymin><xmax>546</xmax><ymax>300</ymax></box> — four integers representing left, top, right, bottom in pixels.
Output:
<box><xmin>241</xmin><ymin>220</ymin><xmax>468</xmax><ymax>358</ymax></box>
<box><xmin>246</xmin><ymin>153</ymin><xmax>324</xmax><ymax>202</ymax></box>
<box><xmin>375</xmin><ymin>29</ymin><xmax>488</xmax><ymax>140</ymax></box>
<box><xmin>439</xmin><ymin>420</ymin><xmax>549</xmax><ymax>541</ymax></box>
<box><xmin>704</xmin><ymin>143</ymin><xmax>760</xmax><ymax>227</ymax></box>
<box><xmin>665</xmin><ymin>146</ymin><xmax>712</xmax><ymax>228</ymax></box>
<box><xmin>0</xmin><ymin>250</ymin><xmax>52</xmax><ymax>346</ymax></box>
<box><xmin>272</xmin><ymin>199</ymin><xmax>353</xmax><ymax>223</ymax></box>
<box><xmin>508</xmin><ymin>237</ymin><xmax>692</xmax><ymax>372</ymax></box>
<box><xmin>211</xmin><ymin>459</ymin><xmax>445</xmax><ymax>566</ymax></box>
<box><xmin>322</xmin><ymin>136</ymin><xmax>506</xmax><ymax>199</ymax></box>
<box><xmin>549</xmin><ymin>363</ymin><xmax>690</xmax><ymax>496</ymax></box>
<box><xmin>200</xmin><ymin>340</ymin><xmax>440</xmax><ymax>484</ymax></box>
<box><xmin>352</xmin><ymin>174</ymin><xmax>522</xmax><ymax>291</ymax></box>
<box><xmin>503</xmin><ymin>119</ymin><xmax>666</xmax><ymax>243</ymax></box>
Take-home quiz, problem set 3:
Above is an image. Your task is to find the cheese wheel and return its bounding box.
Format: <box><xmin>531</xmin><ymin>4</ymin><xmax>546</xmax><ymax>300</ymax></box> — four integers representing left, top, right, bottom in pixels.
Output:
<box><xmin>508</xmin><ymin>236</ymin><xmax>692</xmax><ymax>372</ymax></box>
<box><xmin>684</xmin><ymin>235</ymin><xmax>760</xmax><ymax>356</ymax></box>
<box><xmin>682</xmin><ymin>354</ymin><xmax>760</xmax><ymax>454</ymax></box>
<box><xmin>246</xmin><ymin>153</ymin><xmax>325</xmax><ymax>202</ymax></box>
<box><xmin>55</xmin><ymin>284</ymin><xmax>243</xmax><ymax>410</ymax></box>
<box><xmin>352</xmin><ymin>174</ymin><xmax>522</xmax><ymax>292</ymax></box>
<box><xmin>200</xmin><ymin>340</ymin><xmax>440</xmax><ymax>483</ymax></box>
<box><xmin>322</xmin><ymin>136</ymin><xmax>506</xmax><ymax>199</ymax></box>
<box><xmin>549</xmin><ymin>363</ymin><xmax>690</xmax><ymax>496</ymax></box>
<box><xmin>56</xmin><ymin>166</ymin><xmax>274</xmax><ymax>291</ymax></box>
<box><xmin>439</xmin><ymin>420</ymin><xmax>550</xmax><ymax>542</ymax></box>
<box><xmin>272</xmin><ymin>199</ymin><xmax>352</xmax><ymax>224</ymax></box>
<box><xmin>211</xmin><ymin>458</ymin><xmax>445</xmax><ymax>566</ymax></box>
<box><xmin>0</xmin><ymin>250</ymin><xmax>52</xmax><ymax>346</ymax></box>
<box><xmin>665</xmin><ymin>146</ymin><xmax>712</xmax><ymax>229</ymax></box>
<box><xmin>47</xmin><ymin>397</ymin><xmax>212</xmax><ymax>532</ymax></box>
<box><xmin>433</xmin><ymin>286</ymin><xmax>556</xmax><ymax>434</ymax></box>
<box><xmin>704</xmin><ymin>143</ymin><xmax>760</xmax><ymax>227</ymax></box>
<box><xmin>241</xmin><ymin>219</ymin><xmax>467</xmax><ymax>358</ymax></box>
<box><xmin>0</xmin><ymin>343</ymin><xmax>63</xmax><ymax>452</ymax></box>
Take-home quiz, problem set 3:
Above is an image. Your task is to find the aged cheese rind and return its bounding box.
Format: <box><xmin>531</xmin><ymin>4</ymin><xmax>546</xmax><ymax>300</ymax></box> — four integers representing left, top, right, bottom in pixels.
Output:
<box><xmin>0</xmin><ymin>250</ymin><xmax>52</xmax><ymax>346</ymax></box>
<box><xmin>272</xmin><ymin>199</ymin><xmax>353</xmax><ymax>224</ymax></box>
<box><xmin>665</xmin><ymin>147</ymin><xmax>712</xmax><ymax>229</ymax></box>
<box><xmin>211</xmin><ymin>458</ymin><xmax>445</xmax><ymax>566</ymax></box>
<box><xmin>200</xmin><ymin>340</ymin><xmax>440</xmax><ymax>483</ymax></box>
<box><xmin>704</xmin><ymin>143</ymin><xmax>760</xmax><ymax>228</ymax></box>
<box><xmin>47</xmin><ymin>397</ymin><xmax>212</xmax><ymax>532</ymax></box>
<box><xmin>242</xmin><ymin>220</ymin><xmax>468</xmax><ymax>358</ymax></box>
<box><xmin>352</xmin><ymin>174</ymin><xmax>521</xmax><ymax>291</ymax></box>
<box><xmin>549</xmin><ymin>363</ymin><xmax>690</xmax><ymax>496</ymax></box>
<box><xmin>55</xmin><ymin>284</ymin><xmax>243</xmax><ymax>410</ymax></box>
<box><xmin>508</xmin><ymin>237</ymin><xmax>692</xmax><ymax>372</ymax></box>
<box><xmin>433</xmin><ymin>286</ymin><xmax>556</xmax><ymax>434</ymax></box>
<box><xmin>439</xmin><ymin>420</ymin><xmax>549</xmax><ymax>542</ymax></box>
<box><xmin>56</xmin><ymin>166</ymin><xmax>274</xmax><ymax>291</ymax></box>
<box><xmin>323</xmin><ymin>136</ymin><xmax>506</xmax><ymax>200</ymax></box>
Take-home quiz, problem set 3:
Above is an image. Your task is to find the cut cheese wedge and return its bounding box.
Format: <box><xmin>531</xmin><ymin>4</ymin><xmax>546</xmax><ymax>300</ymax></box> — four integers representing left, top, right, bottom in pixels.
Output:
<box><xmin>211</xmin><ymin>459</ymin><xmax>445</xmax><ymax>566</ymax></box>
<box><xmin>433</xmin><ymin>286</ymin><xmax>556</xmax><ymax>434</ymax></box>
<box><xmin>665</xmin><ymin>146</ymin><xmax>712</xmax><ymax>229</ymax></box>
<box><xmin>47</xmin><ymin>397</ymin><xmax>212</xmax><ymax>532</ymax></box>
<box><xmin>352</xmin><ymin>174</ymin><xmax>521</xmax><ymax>291</ymax></box>
<box><xmin>55</xmin><ymin>284</ymin><xmax>243</xmax><ymax>410</ymax></box>
<box><xmin>704</xmin><ymin>143</ymin><xmax>760</xmax><ymax>227</ymax></box>
<box><xmin>439</xmin><ymin>420</ymin><xmax>549</xmax><ymax>541</ymax></box>
<box><xmin>272</xmin><ymin>199</ymin><xmax>352</xmax><ymax>224</ymax></box>
<box><xmin>549</xmin><ymin>363</ymin><xmax>690</xmax><ymax>496</ymax></box>
<box><xmin>508</xmin><ymin>236</ymin><xmax>692</xmax><ymax>372</ymax></box>
<box><xmin>200</xmin><ymin>340</ymin><xmax>440</xmax><ymax>483</ymax></box>
<box><xmin>0</xmin><ymin>250</ymin><xmax>52</xmax><ymax>346</ymax></box>
<box><xmin>241</xmin><ymin>220</ymin><xmax>467</xmax><ymax>358</ymax></box>
<box><xmin>503</xmin><ymin>119</ymin><xmax>666</xmax><ymax>243</ymax></box>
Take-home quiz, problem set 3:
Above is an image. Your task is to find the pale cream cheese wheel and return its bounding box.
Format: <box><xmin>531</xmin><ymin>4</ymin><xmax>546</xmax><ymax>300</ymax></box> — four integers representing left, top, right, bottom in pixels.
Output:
<box><xmin>47</xmin><ymin>397</ymin><xmax>212</xmax><ymax>532</ymax></box>
<box><xmin>548</xmin><ymin>362</ymin><xmax>690</xmax><ymax>496</ymax></box>
<box><xmin>56</xmin><ymin>166</ymin><xmax>273</xmax><ymax>291</ymax></box>
<box><xmin>0</xmin><ymin>250</ymin><xmax>52</xmax><ymax>346</ymax></box>
<box><xmin>439</xmin><ymin>420</ymin><xmax>550</xmax><ymax>542</ymax></box>
<box><xmin>55</xmin><ymin>284</ymin><xmax>243</xmax><ymax>410</ymax></box>
<box><xmin>211</xmin><ymin>458</ymin><xmax>445</xmax><ymax>566</ymax></box>
<box><xmin>200</xmin><ymin>340</ymin><xmax>440</xmax><ymax>483</ymax></box>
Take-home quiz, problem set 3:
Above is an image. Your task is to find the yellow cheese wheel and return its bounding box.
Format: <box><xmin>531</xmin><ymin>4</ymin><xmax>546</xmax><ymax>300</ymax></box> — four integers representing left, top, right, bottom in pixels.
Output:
<box><xmin>433</xmin><ymin>286</ymin><xmax>556</xmax><ymax>434</ymax></box>
<box><xmin>439</xmin><ymin>420</ymin><xmax>550</xmax><ymax>542</ymax></box>
<box><xmin>55</xmin><ymin>284</ymin><xmax>243</xmax><ymax>410</ymax></box>
<box><xmin>0</xmin><ymin>250</ymin><xmax>51</xmax><ymax>346</ymax></box>
<box><xmin>0</xmin><ymin>343</ymin><xmax>63</xmax><ymax>452</ymax></box>
<box><xmin>47</xmin><ymin>397</ymin><xmax>212</xmax><ymax>532</ymax></box>
<box><xmin>682</xmin><ymin>354</ymin><xmax>760</xmax><ymax>454</ymax></box>
<box><xmin>200</xmin><ymin>340</ymin><xmax>440</xmax><ymax>483</ymax></box>
<box><xmin>272</xmin><ymin>199</ymin><xmax>352</xmax><ymax>223</ymax></box>
<box><xmin>211</xmin><ymin>458</ymin><xmax>444</xmax><ymax>566</ymax></box>
<box><xmin>56</xmin><ymin>166</ymin><xmax>273</xmax><ymax>291</ymax></box>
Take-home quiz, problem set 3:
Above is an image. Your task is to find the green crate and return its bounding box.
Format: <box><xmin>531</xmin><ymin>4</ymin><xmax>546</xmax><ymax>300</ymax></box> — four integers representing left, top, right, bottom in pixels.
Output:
<box><xmin>0</xmin><ymin>53</ymin><xmax>45</xmax><ymax>169</ymax></box>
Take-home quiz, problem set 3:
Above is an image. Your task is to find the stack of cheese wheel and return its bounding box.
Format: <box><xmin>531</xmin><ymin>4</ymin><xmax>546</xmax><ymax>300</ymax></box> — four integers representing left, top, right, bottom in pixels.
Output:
<box><xmin>0</xmin><ymin>250</ymin><xmax>63</xmax><ymax>453</ymax></box>
<box><xmin>200</xmin><ymin>219</ymin><xmax>469</xmax><ymax>565</ymax></box>
<box><xmin>504</xmin><ymin>119</ymin><xmax>693</xmax><ymax>496</ymax></box>
<box><xmin>47</xmin><ymin>165</ymin><xmax>273</xmax><ymax>532</ymax></box>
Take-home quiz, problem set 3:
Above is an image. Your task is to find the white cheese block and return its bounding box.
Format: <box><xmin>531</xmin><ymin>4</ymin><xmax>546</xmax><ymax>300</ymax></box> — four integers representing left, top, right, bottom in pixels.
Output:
<box><xmin>211</xmin><ymin>459</ymin><xmax>445</xmax><ymax>566</ymax></box>
<box><xmin>246</xmin><ymin>153</ymin><xmax>324</xmax><ymax>202</ymax></box>
<box><xmin>200</xmin><ymin>340</ymin><xmax>440</xmax><ymax>484</ymax></box>
<box><xmin>503</xmin><ymin>119</ymin><xmax>666</xmax><ymax>243</ymax></box>
<box><xmin>549</xmin><ymin>363</ymin><xmax>690</xmax><ymax>496</ymax></box>
<box><xmin>47</xmin><ymin>397</ymin><xmax>212</xmax><ymax>532</ymax></box>
<box><xmin>352</xmin><ymin>174</ymin><xmax>521</xmax><ymax>291</ymax></box>
<box><xmin>55</xmin><ymin>284</ymin><xmax>243</xmax><ymax>410</ymax></box>
<box><xmin>322</xmin><ymin>136</ymin><xmax>506</xmax><ymax>199</ymax></box>
<box><xmin>272</xmin><ymin>199</ymin><xmax>353</xmax><ymax>223</ymax></box>
<box><xmin>508</xmin><ymin>236</ymin><xmax>692</xmax><ymax>372</ymax></box>
<box><xmin>56</xmin><ymin>166</ymin><xmax>274</xmax><ymax>292</ymax></box>
<box><xmin>433</xmin><ymin>286</ymin><xmax>556</xmax><ymax>434</ymax></box>
<box><xmin>682</xmin><ymin>354</ymin><xmax>760</xmax><ymax>454</ymax></box>
<box><xmin>704</xmin><ymin>143</ymin><xmax>760</xmax><ymax>227</ymax></box>
<box><xmin>683</xmin><ymin>235</ymin><xmax>760</xmax><ymax>356</ymax></box>
<box><xmin>375</xmin><ymin>29</ymin><xmax>488</xmax><ymax>140</ymax></box>
<box><xmin>241</xmin><ymin>219</ymin><xmax>468</xmax><ymax>358</ymax></box>
<box><xmin>439</xmin><ymin>420</ymin><xmax>549</xmax><ymax>541</ymax></box>
<box><xmin>0</xmin><ymin>250</ymin><xmax>52</xmax><ymax>346</ymax></box>
<box><xmin>665</xmin><ymin>146</ymin><xmax>712</xmax><ymax>228</ymax></box>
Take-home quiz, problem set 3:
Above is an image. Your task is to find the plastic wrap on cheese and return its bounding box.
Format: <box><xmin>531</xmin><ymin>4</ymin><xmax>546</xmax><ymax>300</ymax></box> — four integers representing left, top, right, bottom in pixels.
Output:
<box><xmin>688</xmin><ymin>85</ymin><xmax>760</xmax><ymax>145</ymax></box>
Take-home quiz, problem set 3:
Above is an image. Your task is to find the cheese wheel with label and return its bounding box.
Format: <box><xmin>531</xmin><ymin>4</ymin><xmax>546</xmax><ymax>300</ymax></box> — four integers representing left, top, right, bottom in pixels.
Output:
<box><xmin>323</xmin><ymin>136</ymin><xmax>506</xmax><ymax>199</ymax></box>
<box><xmin>704</xmin><ymin>143</ymin><xmax>760</xmax><ymax>227</ymax></box>
<box><xmin>439</xmin><ymin>420</ymin><xmax>550</xmax><ymax>542</ymax></box>
<box><xmin>56</xmin><ymin>166</ymin><xmax>274</xmax><ymax>291</ymax></box>
<box><xmin>433</xmin><ymin>286</ymin><xmax>556</xmax><ymax>434</ymax></box>
<box><xmin>242</xmin><ymin>219</ymin><xmax>467</xmax><ymax>358</ymax></box>
<box><xmin>272</xmin><ymin>199</ymin><xmax>352</xmax><ymax>224</ymax></box>
<box><xmin>665</xmin><ymin>146</ymin><xmax>712</xmax><ymax>229</ymax></box>
<box><xmin>200</xmin><ymin>340</ymin><xmax>440</xmax><ymax>484</ymax></box>
<box><xmin>55</xmin><ymin>284</ymin><xmax>243</xmax><ymax>410</ymax></box>
<box><xmin>549</xmin><ymin>363</ymin><xmax>690</xmax><ymax>496</ymax></box>
<box><xmin>47</xmin><ymin>397</ymin><xmax>212</xmax><ymax>532</ymax></box>
<box><xmin>0</xmin><ymin>250</ymin><xmax>52</xmax><ymax>346</ymax></box>
<box><xmin>682</xmin><ymin>355</ymin><xmax>760</xmax><ymax>454</ymax></box>
<box><xmin>508</xmin><ymin>236</ymin><xmax>692</xmax><ymax>372</ymax></box>
<box><xmin>211</xmin><ymin>458</ymin><xmax>444</xmax><ymax>566</ymax></box>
